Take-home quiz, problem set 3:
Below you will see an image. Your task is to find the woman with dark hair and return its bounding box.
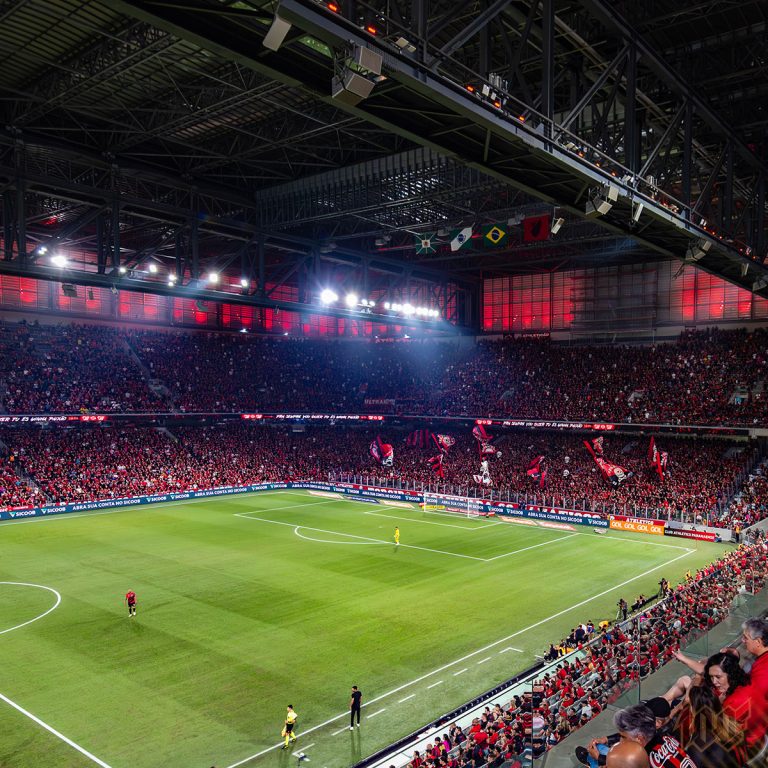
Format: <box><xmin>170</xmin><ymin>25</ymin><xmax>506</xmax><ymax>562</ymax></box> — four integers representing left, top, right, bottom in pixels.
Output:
<box><xmin>682</xmin><ymin>685</ymin><xmax>745</xmax><ymax>768</ymax></box>
<box><xmin>703</xmin><ymin>651</ymin><xmax>751</xmax><ymax>730</ymax></box>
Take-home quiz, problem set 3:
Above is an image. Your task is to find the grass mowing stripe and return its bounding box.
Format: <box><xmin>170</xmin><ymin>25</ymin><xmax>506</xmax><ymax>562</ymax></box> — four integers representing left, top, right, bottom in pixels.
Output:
<box><xmin>223</xmin><ymin>547</ymin><xmax>693</xmax><ymax>768</ymax></box>
<box><xmin>0</xmin><ymin>691</ymin><xmax>113</xmax><ymax>768</ymax></box>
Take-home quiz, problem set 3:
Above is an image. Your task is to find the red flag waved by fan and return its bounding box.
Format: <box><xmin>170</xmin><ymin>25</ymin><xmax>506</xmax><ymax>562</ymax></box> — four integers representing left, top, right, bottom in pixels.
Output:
<box><xmin>370</xmin><ymin>435</ymin><xmax>394</xmax><ymax>467</ymax></box>
<box><xmin>583</xmin><ymin>438</ymin><xmax>632</xmax><ymax>488</ymax></box>
<box><xmin>428</xmin><ymin>453</ymin><xmax>445</xmax><ymax>478</ymax></box>
<box><xmin>472</xmin><ymin>423</ymin><xmax>501</xmax><ymax>458</ymax></box>
<box><xmin>647</xmin><ymin>437</ymin><xmax>668</xmax><ymax>481</ymax></box>
<box><xmin>526</xmin><ymin>455</ymin><xmax>547</xmax><ymax>489</ymax></box>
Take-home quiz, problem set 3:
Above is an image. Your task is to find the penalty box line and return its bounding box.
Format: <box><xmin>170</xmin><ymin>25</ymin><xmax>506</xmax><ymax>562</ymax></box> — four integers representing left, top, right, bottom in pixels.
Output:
<box><xmin>0</xmin><ymin>691</ymin><xmax>113</xmax><ymax>768</ymax></box>
<box><xmin>222</xmin><ymin>547</ymin><xmax>694</xmax><ymax>768</ymax></box>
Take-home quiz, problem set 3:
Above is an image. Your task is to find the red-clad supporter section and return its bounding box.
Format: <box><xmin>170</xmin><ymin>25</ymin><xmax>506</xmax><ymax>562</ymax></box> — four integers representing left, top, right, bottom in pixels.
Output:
<box><xmin>0</xmin><ymin>426</ymin><xmax>759</xmax><ymax>530</ymax></box>
<box><xmin>0</xmin><ymin>320</ymin><xmax>766</xmax><ymax>427</ymax></box>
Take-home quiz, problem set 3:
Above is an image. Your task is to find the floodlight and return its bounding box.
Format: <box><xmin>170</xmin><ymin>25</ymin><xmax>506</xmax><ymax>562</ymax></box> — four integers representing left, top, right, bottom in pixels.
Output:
<box><xmin>118</xmin><ymin>265</ymin><xmax>127</xmax><ymax>274</ymax></box>
<box><xmin>207</xmin><ymin>272</ymin><xmax>220</xmax><ymax>284</ymax></box>
<box><xmin>383</xmin><ymin>302</ymin><xmax>391</xmax><ymax>310</ymax></box>
<box><xmin>753</xmin><ymin>276</ymin><xmax>768</xmax><ymax>292</ymax></box>
<box><xmin>37</xmin><ymin>245</ymin><xmax>48</xmax><ymax>255</ymax></box>
<box><xmin>585</xmin><ymin>184</ymin><xmax>619</xmax><ymax>217</ymax></box>
<box><xmin>320</xmin><ymin>289</ymin><xmax>338</xmax><ymax>305</ymax></box>
<box><xmin>403</xmin><ymin>303</ymin><xmax>414</xmax><ymax>315</ymax></box>
<box><xmin>551</xmin><ymin>217</ymin><xmax>565</xmax><ymax>235</ymax></box>
<box><xmin>51</xmin><ymin>254</ymin><xmax>68</xmax><ymax>268</ymax></box>
<box><xmin>148</xmin><ymin>263</ymin><xmax>158</xmax><ymax>274</ymax></box>
<box><xmin>240</xmin><ymin>277</ymin><xmax>249</xmax><ymax>288</ymax></box>
<box><xmin>345</xmin><ymin>293</ymin><xmax>358</xmax><ymax>307</ymax></box>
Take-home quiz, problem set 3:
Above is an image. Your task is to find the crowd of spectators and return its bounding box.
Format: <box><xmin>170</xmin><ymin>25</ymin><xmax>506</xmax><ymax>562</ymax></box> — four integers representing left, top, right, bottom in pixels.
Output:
<box><xmin>718</xmin><ymin>461</ymin><xmax>768</xmax><ymax>531</ymax></box>
<box><xmin>406</xmin><ymin>540</ymin><xmax>768</xmax><ymax>768</ymax></box>
<box><xmin>0</xmin><ymin>426</ymin><xmax>757</xmax><ymax>527</ymax></box>
<box><xmin>0</xmin><ymin>322</ymin><xmax>160</xmax><ymax>413</ymax></box>
<box><xmin>0</xmin><ymin>321</ymin><xmax>766</xmax><ymax>428</ymax></box>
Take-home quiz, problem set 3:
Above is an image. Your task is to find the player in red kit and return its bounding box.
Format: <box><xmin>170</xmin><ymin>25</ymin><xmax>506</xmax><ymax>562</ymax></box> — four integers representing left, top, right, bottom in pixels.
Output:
<box><xmin>124</xmin><ymin>590</ymin><xmax>137</xmax><ymax>617</ymax></box>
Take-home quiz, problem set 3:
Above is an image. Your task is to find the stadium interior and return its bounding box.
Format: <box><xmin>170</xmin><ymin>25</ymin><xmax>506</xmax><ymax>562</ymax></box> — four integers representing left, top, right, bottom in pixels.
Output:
<box><xmin>0</xmin><ymin>1</ymin><xmax>767</xmax><ymax>768</ymax></box>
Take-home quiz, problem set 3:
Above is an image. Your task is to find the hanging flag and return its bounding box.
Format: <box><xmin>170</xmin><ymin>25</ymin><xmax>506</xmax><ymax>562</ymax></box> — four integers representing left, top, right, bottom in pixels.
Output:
<box><xmin>406</xmin><ymin>429</ymin><xmax>433</xmax><ymax>448</ymax></box>
<box><xmin>482</xmin><ymin>223</ymin><xmax>508</xmax><ymax>248</ymax></box>
<box><xmin>522</xmin><ymin>214</ymin><xmax>551</xmax><ymax>242</ymax></box>
<box><xmin>449</xmin><ymin>226</ymin><xmax>473</xmax><ymax>251</ymax></box>
<box><xmin>415</xmin><ymin>233</ymin><xmax>436</xmax><ymax>254</ymax></box>
<box><xmin>434</xmin><ymin>434</ymin><xmax>455</xmax><ymax>452</ymax></box>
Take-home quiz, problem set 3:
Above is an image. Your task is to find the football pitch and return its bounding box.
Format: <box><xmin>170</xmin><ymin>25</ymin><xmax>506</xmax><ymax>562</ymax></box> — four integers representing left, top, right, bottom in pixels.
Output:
<box><xmin>0</xmin><ymin>490</ymin><xmax>726</xmax><ymax>768</ymax></box>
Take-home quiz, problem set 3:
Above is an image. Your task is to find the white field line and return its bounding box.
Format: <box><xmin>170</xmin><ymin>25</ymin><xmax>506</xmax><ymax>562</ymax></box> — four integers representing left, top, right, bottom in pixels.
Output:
<box><xmin>426</xmin><ymin>681</ymin><xmax>443</xmax><ymax>690</ymax></box>
<box><xmin>332</xmin><ymin>726</ymin><xmax>348</xmax><ymax>736</ymax></box>
<box><xmin>0</xmin><ymin>582</ymin><xmax>61</xmax><ymax>635</ymax></box>
<box><xmin>294</xmin><ymin>527</ymin><xmax>380</xmax><ymax>546</ymax></box>
<box><xmin>573</xmin><ymin>530</ymin><xmax>694</xmax><ymax>551</ymax></box>
<box><xmin>292</xmin><ymin>743</ymin><xmax>314</xmax><ymax>756</ymax></box>
<box><xmin>379</xmin><ymin>507</ymin><xmax>501</xmax><ymax>529</ymax></box>
<box><xmin>0</xmin><ymin>691</ymin><xmax>113</xmax><ymax>768</ymax></box>
<box><xmin>499</xmin><ymin>647</ymin><xmax>523</xmax><ymax>654</ymax></box>
<box><xmin>453</xmin><ymin>668</ymin><xmax>468</xmax><ymax>676</ymax></box>
<box><xmin>484</xmin><ymin>532</ymin><xmax>580</xmax><ymax>561</ymax></box>
<box><xmin>477</xmin><ymin>657</ymin><xmax>492</xmax><ymax>665</ymax></box>
<box><xmin>366</xmin><ymin>709</ymin><xmax>386</xmax><ymax>719</ymax></box>
<box><xmin>366</xmin><ymin>510</ymin><xmax>491</xmax><ymax>530</ymax></box>
<box><xmin>0</xmin><ymin>490</ymin><xmax>301</xmax><ymax>528</ymax></box>
<box><xmin>398</xmin><ymin>694</ymin><xmax>416</xmax><ymax>703</ymax></box>
<box><xmin>0</xmin><ymin>583</ymin><xmax>107</xmax><ymax>766</ymax></box>
<box><xmin>223</xmin><ymin>547</ymin><xmax>693</xmax><ymax>768</ymax></box>
<box><xmin>234</xmin><ymin>513</ymin><xmax>486</xmax><ymax>561</ymax></box>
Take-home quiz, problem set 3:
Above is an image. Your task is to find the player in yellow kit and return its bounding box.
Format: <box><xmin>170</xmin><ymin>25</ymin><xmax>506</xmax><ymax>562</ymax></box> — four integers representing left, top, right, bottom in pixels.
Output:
<box><xmin>281</xmin><ymin>705</ymin><xmax>298</xmax><ymax>749</ymax></box>
<box><xmin>394</xmin><ymin>526</ymin><xmax>400</xmax><ymax>546</ymax></box>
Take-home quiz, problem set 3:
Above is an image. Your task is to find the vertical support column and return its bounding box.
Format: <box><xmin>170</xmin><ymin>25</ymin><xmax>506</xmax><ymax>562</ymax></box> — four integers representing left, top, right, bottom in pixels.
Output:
<box><xmin>478</xmin><ymin>0</ymin><xmax>491</xmax><ymax>78</ymax></box>
<box><xmin>755</xmin><ymin>172</ymin><xmax>766</xmax><ymax>261</ymax></box>
<box><xmin>96</xmin><ymin>213</ymin><xmax>106</xmax><ymax>274</ymax></box>
<box><xmin>624</xmin><ymin>43</ymin><xmax>638</xmax><ymax>172</ymax></box>
<box><xmin>190</xmin><ymin>218</ymin><xmax>199</xmax><ymax>280</ymax></box>
<box><xmin>16</xmin><ymin>179</ymin><xmax>26</xmax><ymax>264</ymax></box>
<box><xmin>412</xmin><ymin>0</ymin><xmax>427</xmax><ymax>65</ymax></box>
<box><xmin>174</xmin><ymin>228</ymin><xmax>183</xmax><ymax>282</ymax></box>
<box><xmin>2</xmin><ymin>190</ymin><xmax>13</xmax><ymax>261</ymax></box>
<box><xmin>682</xmin><ymin>100</ymin><xmax>693</xmax><ymax>218</ymax></box>
<box><xmin>111</xmin><ymin>199</ymin><xmax>120</xmax><ymax>272</ymax></box>
<box><xmin>723</xmin><ymin>141</ymin><xmax>734</xmax><ymax>233</ymax></box>
<box><xmin>257</xmin><ymin>235</ymin><xmax>266</xmax><ymax>296</ymax></box>
<box><xmin>541</xmin><ymin>0</ymin><xmax>555</xmax><ymax>139</ymax></box>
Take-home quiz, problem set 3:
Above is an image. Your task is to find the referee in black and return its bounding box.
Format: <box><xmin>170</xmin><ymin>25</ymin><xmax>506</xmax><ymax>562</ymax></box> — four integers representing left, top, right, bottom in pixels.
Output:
<box><xmin>349</xmin><ymin>685</ymin><xmax>362</xmax><ymax>729</ymax></box>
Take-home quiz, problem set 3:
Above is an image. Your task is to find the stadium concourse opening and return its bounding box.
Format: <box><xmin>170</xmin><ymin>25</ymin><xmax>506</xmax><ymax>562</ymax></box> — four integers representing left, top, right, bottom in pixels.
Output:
<box><xmin>2</xmin><ymin>0</ymin><xmax>768</xmax><ymax>764</ymax></box>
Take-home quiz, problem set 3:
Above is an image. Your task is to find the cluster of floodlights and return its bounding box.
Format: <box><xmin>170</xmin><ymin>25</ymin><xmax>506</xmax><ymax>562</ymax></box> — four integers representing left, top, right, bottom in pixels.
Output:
<box><xmin>319</xmin><ymin>289</ymin><xmax>440</xmax><ymax>318</ymax></box>
<box><xmin>383</xmin><ymin>302</ymin><xmax>440</xmax><ymax>318</ymax></box>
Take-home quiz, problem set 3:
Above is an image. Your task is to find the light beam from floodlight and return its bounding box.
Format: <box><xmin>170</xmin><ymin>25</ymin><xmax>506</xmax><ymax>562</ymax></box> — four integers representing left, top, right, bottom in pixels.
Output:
<box><xmin>345</xmin><ymin>293</ymin><xmax>358</xmax><ymax>307</ymax></box>
<box><xmin>320</xmin><ymin>289</ymin><xmax>338</xmax><ymax>305</ymax></box>
<box><xmin>51</xmin><ymin>254</ymin><xmax>67</xmax><ymax>267</ymax></box>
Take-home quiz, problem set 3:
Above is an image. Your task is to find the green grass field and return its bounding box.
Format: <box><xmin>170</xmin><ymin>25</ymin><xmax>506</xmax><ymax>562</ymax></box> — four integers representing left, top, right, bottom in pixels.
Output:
<box><xmin>0</xmin><ymin>490</ymin><xmax>728</xmax><ymax>768</ymax></box>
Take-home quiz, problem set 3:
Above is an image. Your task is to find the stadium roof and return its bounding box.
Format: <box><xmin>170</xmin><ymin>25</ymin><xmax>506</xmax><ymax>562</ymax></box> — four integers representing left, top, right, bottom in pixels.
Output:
<box><xmin>0</xmin><ymin>0</ymin><xmax>767</xmax><ymax>327</ymax></box>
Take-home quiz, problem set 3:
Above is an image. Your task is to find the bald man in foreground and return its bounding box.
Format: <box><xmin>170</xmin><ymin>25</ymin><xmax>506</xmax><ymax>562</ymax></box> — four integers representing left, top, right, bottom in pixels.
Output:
<box><xmin>605</xmin><ymin>740</ymin><xmax>649</xmax><ymax>768</ymax></box>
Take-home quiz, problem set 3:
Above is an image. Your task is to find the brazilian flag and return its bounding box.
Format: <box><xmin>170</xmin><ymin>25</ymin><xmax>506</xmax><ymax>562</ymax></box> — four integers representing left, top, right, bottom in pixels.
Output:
<box><xmin>482</xmin><ymin>223</ymin><xmax>507</xmax><ymax>247</ymax></box>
